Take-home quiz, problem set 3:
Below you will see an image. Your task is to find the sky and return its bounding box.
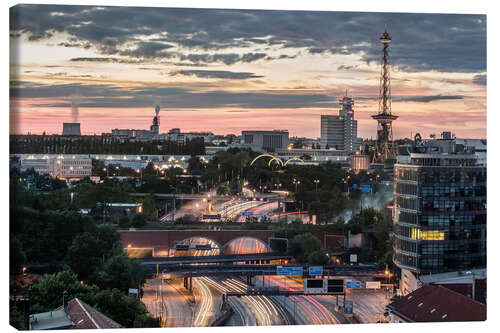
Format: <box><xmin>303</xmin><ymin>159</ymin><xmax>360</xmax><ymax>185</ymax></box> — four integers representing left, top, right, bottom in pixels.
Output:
<box><xmin>9</xmin><ymin>5</ymin><xmax>487</xmax><ymax>139</ymax></box>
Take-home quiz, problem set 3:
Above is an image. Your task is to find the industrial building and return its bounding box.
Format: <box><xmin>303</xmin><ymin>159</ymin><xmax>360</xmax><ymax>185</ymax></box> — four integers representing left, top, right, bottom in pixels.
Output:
<box><xmin>242</xmin><ymin>130</ymin><xmax>289</xmax><ymax>152</ymax></box>
<box><xmin>393</xmin><ymin>141</ymin><xmax>486</xmax><ymax>291</ymax></box>
<box><xmin>320</xmin><ymin>94</ymin><xmax>361</xmax><ymax>153</ymax></box>
<box><xmin>62</xmin><ymin>123</ymin><xmax>81</xmax><ymax>136</ymax></box>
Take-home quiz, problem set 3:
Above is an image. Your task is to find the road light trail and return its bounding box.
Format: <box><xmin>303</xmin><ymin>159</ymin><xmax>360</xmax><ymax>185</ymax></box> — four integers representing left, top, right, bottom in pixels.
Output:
<box><xmin>199</xmin><ymin>277</ymin><xmax>289</xmax><ymax>326</ymax></box>
<box><xmin>193</xmin><ymin>278</ymin><xmax>214</xmax><ymax>327</ymax></box>
<box><xmin>262</xmin><ymin>276</ymin><xmax>340</xmax><ymax>325</ymax></box>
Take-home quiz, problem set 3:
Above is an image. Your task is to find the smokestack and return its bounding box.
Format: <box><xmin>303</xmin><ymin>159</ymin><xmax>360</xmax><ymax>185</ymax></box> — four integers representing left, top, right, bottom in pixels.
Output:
<box><xmin>71</xmin><ymin>93</ymin><xmax>80</xmax><ymax>123</ymax></box>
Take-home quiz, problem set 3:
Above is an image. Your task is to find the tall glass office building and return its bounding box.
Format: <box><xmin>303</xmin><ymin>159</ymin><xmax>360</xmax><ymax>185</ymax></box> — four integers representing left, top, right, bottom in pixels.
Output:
<box><xmin>393</xmin><ymin>153</ymin><xmax>486</xmax><ymax>276</ymax></box>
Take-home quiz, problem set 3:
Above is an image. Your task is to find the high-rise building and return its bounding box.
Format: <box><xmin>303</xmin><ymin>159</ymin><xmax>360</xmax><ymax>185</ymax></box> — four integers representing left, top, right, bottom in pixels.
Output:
<box><xmin>393</xmin><ymin>144</ymin><xmax>486</xmax><ymax>292</ymax></box>
<box><xmin>320</xmin><ymin>93</ymin><xmax>361</xmax><ymax>152</ymax></box>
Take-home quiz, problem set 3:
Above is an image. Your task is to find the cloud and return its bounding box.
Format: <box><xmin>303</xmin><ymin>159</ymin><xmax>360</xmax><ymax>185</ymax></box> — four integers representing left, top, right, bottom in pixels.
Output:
<box><xmin>170</xmin><ymin>70</ymin><xmax>263</xmax><ymax>80</ymax></box>
<box><xmin>394</xmin><ymin>95</ymin><xmax>464</xmax><ymax>103</ymax></box>
<box><xmin>11</xmin><ymin>80</ymin><xmax>338</xmax><ymax>109</ymax></box>
<box><xmin>10</xmin><ymin>5</ymin><xmax>486</xmax><ymax>72</ymax></box>
<box><xmin>472</xmin><ymin>74</ymin><xmax>486</xmax><ymax>86</ymax></box>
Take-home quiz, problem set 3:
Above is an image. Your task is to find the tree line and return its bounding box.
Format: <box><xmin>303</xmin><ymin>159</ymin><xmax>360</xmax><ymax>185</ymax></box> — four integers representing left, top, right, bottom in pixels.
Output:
<box><xmin>10</xmin><ymin>135</ymin><xmax>205</xmax><ymax>155</ymax></box>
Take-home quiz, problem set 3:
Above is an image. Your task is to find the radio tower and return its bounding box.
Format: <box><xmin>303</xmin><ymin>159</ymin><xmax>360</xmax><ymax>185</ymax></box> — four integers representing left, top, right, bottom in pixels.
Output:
<box><xmin>372</xmin><ymin>28</ymin><xmax>398</xmax><ymax>162</ymax></box>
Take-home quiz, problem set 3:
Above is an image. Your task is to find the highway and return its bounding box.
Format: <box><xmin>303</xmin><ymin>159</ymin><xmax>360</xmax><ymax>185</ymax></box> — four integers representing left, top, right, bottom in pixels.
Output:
<box><xmin>142</xmin><ymin>278</ymin><xmax>194</xmax><ymax>327</ymax></box>
<box><xmin>197</xmin><ymin>276</ymin><xmax>292</xmax><ymax>326</ymax></box>
<box><xmin>257</xmin><ymin>276</ymin><xmax>340</xmax><ymax>325</ymax></box>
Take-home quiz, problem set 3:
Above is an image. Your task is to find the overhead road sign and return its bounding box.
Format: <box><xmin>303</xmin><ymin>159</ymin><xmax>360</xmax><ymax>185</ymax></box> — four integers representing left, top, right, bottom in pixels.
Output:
<box><xmin>276</xmin><ymin>266</ymin><xmax>303</xmax><ymax>276</ymax></box>
<box><xmin>361</xmin><ymin>185</ymin><xmax>371</xmax><ymax>193</ymax></box>
<box><xmin>344</xmin><ymin>300</ymin><xmax>353</xmax><ymax>314</ymax></box>
<box><xmin>309</xmin><ymin>266</ymin><xmax>323</xmax><ymax>276</ymax></box>
<box><xmin>346</xmin><ymin>281</ymin><xmax>361</xmax><ymax>289</ymax></box>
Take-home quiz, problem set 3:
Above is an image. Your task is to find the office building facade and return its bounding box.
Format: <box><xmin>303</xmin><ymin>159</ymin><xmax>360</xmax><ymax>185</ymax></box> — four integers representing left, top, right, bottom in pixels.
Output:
<box><xmin>393</xmin><ymin>152</ymin><xmax>486</xmax><ymax>282</ymax></box>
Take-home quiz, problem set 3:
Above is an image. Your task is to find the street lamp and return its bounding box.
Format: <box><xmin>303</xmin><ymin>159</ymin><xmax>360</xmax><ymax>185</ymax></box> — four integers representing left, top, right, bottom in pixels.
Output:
<box><xmin>313</xmin><ymin>179</ymin><xmax>320</xmax><ymax>193</ymax></box>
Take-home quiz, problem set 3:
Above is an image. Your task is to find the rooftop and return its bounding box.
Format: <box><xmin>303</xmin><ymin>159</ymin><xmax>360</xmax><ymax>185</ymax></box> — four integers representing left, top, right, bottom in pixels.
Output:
<box><xmin>57</xmin><ymin>298</ymin><xmax>123</xmax><ymax>329</ymax></box>
<box><xmin>387</xmin><ymin>284</ymin><xmax>486</xmax><ymax>322</ymax></box>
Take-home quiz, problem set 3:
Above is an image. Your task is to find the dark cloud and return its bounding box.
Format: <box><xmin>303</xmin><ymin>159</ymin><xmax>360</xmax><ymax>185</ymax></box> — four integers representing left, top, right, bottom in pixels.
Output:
<box><xmin>394</xmin><ymin>95</ymin><xmax>464</xmax><ymax>103</ymax></box>
<box><xmin>472</xmin><ymin>74</ymin><xmax>486</xmax><ymax>86</ymax></box>
<box><xmin>10</xmin><ymin>5</ymin><xmax>485</xmax><ymax>72</ymax></box>
<box><xmin>170</xmin><ymin>70</ymin><xmax>263</xmax><ymax>80</ymax></box>
<box><xmin>11</xmin><ymin>81</ymin><xmax>338</xmax><ymax>109</ymax></box>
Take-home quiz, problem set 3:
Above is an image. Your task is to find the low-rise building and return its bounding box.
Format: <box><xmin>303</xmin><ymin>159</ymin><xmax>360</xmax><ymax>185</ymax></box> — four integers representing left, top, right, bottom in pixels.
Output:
<box><xmin>30</xmin><ymin>298</ymin><xmax>123</xmax><ymax>330</ymax></box>
<box><xmin>386</xmin><ymin>284</ymin><xmax>486</xmax><ymax>323</ymax></box>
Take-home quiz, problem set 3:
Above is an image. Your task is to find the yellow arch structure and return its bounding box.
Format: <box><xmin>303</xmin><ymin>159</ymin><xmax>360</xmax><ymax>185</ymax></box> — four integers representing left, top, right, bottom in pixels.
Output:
<box><xmin>283</xmin><ymin>157</ymin><xmax>305</xmax><ymax>166</ymax></box>
<box><xmin>268</xmin><ymin>156</ymin><xmax>284</xmax><ymax>167</ymax></box>
<box><xmin>250</xmin><ymin>154</ymin><xmax>283</xmax><ymax>167</ymax></box>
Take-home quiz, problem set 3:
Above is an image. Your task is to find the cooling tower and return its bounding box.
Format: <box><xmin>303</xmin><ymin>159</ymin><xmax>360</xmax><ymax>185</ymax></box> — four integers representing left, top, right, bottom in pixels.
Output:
<box><xmin>62</xmin><ymin>123</ymin><xmax>81</xmax><ymax>136</ymax></box>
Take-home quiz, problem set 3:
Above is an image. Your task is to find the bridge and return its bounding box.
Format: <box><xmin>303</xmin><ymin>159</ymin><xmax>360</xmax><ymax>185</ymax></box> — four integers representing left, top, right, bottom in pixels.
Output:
<box><xmin>130</xmin><ymin>193</ymin><xmax>251</xmax><ymax>201</ymax></box>
<box><xmin>138</xmin><ymin>253</ymin><xmax>292</xmax><ymax>265</ymax></box>
<box><xmin>119</xmin><ymin>230</ymin><xmax>345</xmax><ymax>256</ymax></box>
<box><xmin>153</xmin><ymin>264</ymin><xmax>379</xmax><ymax>277</ymax></box>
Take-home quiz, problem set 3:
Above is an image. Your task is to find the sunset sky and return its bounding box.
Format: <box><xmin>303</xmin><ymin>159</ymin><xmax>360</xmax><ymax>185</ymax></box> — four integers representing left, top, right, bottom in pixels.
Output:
<box><xmin>9</xmin><ymin>5</ymin><xmax>486</xmax><ymax>139</ymax></box>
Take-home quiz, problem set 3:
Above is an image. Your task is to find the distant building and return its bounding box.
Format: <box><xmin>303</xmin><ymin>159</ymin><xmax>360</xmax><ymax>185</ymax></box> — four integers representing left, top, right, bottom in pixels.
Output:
<box><xmin>350</xmin><ymin>154</ymin><xmax>370</xmax><ymax>170</ymax></box>
<box><xmin>242</xmin><ymin>130</ymin><xmax>289</xmax><ymax>151</ymax></box>
<box><xmin>19</xmin><ymin>155</ymin><xmax>91</xmax><ymax>178</ymax></box>
<box><xmin>105</xmin><ymin>203</ymin><xmax>143</xmax><ymax>216</ymax></box>
<box><xmin>320</xmin><ymin>94</ymin><xmax>361</xmax><ymax>152</ymax></box>
<box><xmin>62</xmin><ymin>123</ymin><xmax>81</xmax><ymax>136</ymax></box>
<box><xmin>393</xmin><ymin>145</ymin><xmax>486</xmax><ymax>287</ymax></box>
<box><xmin>386</xmin><ymin>284</ymin><xmax>486</xmax><ymax>323</ymax></box>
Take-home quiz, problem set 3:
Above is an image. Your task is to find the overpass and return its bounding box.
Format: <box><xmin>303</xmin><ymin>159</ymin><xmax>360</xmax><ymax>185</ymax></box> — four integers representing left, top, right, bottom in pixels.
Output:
<box><xmin>138</xmin><ymin>253</ymin><xmax>292</xmax><ymax>265</ymax></box>
<box><xmin>130</xmin><ymin>193</ymin><xmax>249</xmax><ymax>201</ymax></box>
<box><xmin>153</xmin><ymin>264</ymin><xmax>379</xmax><ymax>277</ymax></box>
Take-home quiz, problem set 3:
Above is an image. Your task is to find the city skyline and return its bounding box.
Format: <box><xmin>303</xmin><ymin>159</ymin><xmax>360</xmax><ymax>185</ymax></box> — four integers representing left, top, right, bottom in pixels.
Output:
<box><xmin>10</xmin><ymin>5</ymin><xmax>486</xmax><ymax>139</ymax></box>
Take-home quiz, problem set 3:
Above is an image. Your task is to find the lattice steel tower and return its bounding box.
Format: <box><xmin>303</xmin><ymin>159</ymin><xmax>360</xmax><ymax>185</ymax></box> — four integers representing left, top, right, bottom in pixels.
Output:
<box><xmin>372</xmin><ymin>29</ymin><xmax>398</xmax><ymax>162</ymax></box>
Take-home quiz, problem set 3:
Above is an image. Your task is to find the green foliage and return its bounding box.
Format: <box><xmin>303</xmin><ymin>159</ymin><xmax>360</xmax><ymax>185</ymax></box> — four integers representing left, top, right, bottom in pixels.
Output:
<box><xmin>10</xmin><ymin>238</ymin><xmax>26</xmax><ymax>275</ymax></box>
<box><xmin>289</xmin><ymin>233</ymin><xmax>323</xmax><ymax>264</ymax></box>
<box><xmin>10</xmin><ymin>135</ymin><xmax>205</xmax><ymax>155</ymax></box>
<box><xmin>30</xmin><ymin>266</ymin><xmax>99</xmax><ymax>312</ymax></box>
<box><xmin>95</xmin><ymin>288</ymin><xmax>159</xmax><ymax>328</ymax></box>
<box><xmin>10</xmin><ymin>306</ymin><xmax>25</xmax><ymax>330</ymax></box>
<box><xmin>118</xmin><ymin>215</ymin><xmax>131</xmax><ymax>228</ymax></box>
<box><xmin>65</xmin><ymin>232</ymin><xmax>107</xmax><ymax>280</ymax></box>
<box><xmin>306</xmin><ymin>250</ymin><xmax>330</xmax><ymax>265</ymax></box>
<box><xmin>96</xmin><ymin>251</ymin><xmax>148</xmax><ymax>293</ymax></box>
<box><xmin>131</xmin><ymin>213</ymin><xmax>147</xmax><ymax>228</ymax></box>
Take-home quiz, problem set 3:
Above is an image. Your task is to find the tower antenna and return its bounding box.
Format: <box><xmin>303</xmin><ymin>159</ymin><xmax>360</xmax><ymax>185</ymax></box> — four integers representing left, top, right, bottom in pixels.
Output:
<box><xmin>371</xmin><ymin>27</ymin><xmax>398</xmax><ymax>162</ymax></box>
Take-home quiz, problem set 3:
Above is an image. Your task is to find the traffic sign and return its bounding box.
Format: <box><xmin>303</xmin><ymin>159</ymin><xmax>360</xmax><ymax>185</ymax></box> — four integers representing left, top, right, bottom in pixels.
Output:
<box><xmin>352</xmin><ymin>184</ymin><xmax>359</xmax><ymax>189</ymax></box>
<box><xmin>361</xmin><ymin>185</ymin><xmax>371</xmax><ymax>193</ymax></box>
<box><xmin>309</xmin><ymin>266</ymin><xmax>323</xmax><ymax>276</ymax></box>
<box><xmin>346</xmin><ymin>281</ymin><xmax>361</xmax><ymax>289</ymax></box>
<box><xmin>344</xmin><ymin>300</ymin><xmax>353</xmax><ymax>314</ymax></box>
<box><xmin>241</xmin><ymin>211</ymin><xmax>254</xmax><ymax>217</ymax></box>
<box><xmin>276</xmin><ymin>266</ymin><xmax>303</xmax><ymax>276</ymax></box>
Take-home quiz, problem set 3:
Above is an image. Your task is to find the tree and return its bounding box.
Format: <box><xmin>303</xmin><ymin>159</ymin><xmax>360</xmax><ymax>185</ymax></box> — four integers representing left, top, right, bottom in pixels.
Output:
<box><xmin>289</xmin><ymin>233</ymin><xmax>323</xmax><ymax>263</ymax></box>
<box><xmin>306</xmin><ymin>250</ymin><xmax>330</xmax><ymax>265</ymax></box>
<box><xmin>118</xmin><ymin>215</ymin><xmax>131</xmax><ymax>228</ymax></box>
<box><xmin>10</xmin><ymin>237</ymin><xmax>26</xmax><ymax>275</ymax></box>
<box><xmin>95</xmin><ymin>288</ymin><xmax>158</xmax><ymax>328</ymax></box>
<box><xmin>30</xmin><ymin>266</ymin><xmax>99</xmax><ymax>313</ymax></box>
<box><xmin>65</xmin><ymin>232</ymin><xmax>107</xmax><ymax>280</ymax></box>
<box><xmin>131</xmin><ymin>213</ymin><xmax>147</xmax><ymax>228</ymax></box>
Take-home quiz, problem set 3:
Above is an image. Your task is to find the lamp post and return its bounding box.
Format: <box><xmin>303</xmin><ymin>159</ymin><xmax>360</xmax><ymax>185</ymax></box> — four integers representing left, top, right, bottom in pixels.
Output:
<box><xmin>313</xmin><ymin>179</ymin><xmax>320</xmax><ymax>193</ymax></box>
